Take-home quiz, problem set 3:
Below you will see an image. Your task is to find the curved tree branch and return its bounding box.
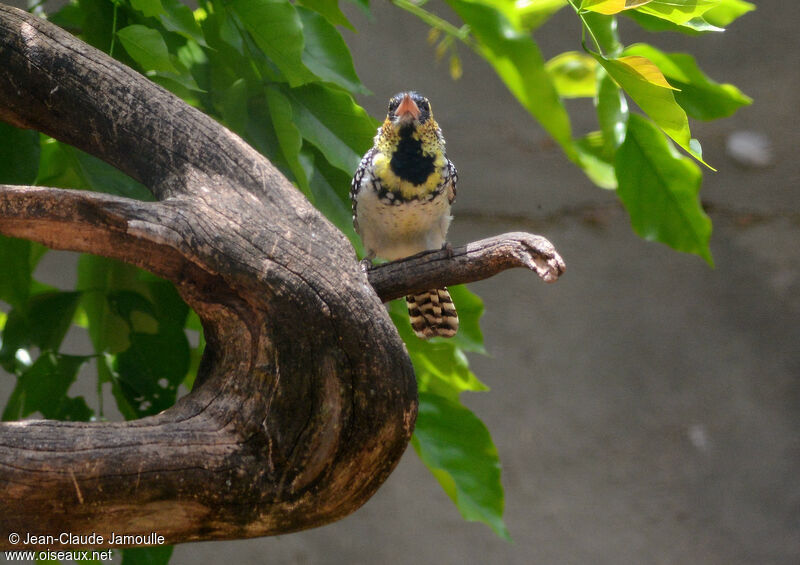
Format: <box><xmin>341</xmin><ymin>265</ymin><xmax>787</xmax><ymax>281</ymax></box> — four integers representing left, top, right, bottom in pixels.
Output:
<box><xmin>0</xmin><ymin>5</ymin><xmax>416</xmax><ymax>546</ymax></box>
<box><xmin>0</xmin><ymin>4</ymin><xmax>564</xmax><ymax>548</ymax></box>
<box><xmin>368</xmin><ymin>232</ymin><xmax>565</xmax><ymax>302</ymax></box>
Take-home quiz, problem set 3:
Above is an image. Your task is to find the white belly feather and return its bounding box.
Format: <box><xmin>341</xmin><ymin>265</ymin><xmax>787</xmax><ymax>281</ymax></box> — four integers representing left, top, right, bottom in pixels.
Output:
<box><xmin>356</xmin><ymin>188</ymin><xmax>452</xmax><ymax>261</ymax></box>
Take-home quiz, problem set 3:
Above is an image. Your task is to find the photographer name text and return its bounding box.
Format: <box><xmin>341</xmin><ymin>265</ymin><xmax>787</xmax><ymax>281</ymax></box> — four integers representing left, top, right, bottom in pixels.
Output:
<box><xmin>10</xmin><ymin>531</ymin><xmax>165</xmax><ymax>546</ymax></box>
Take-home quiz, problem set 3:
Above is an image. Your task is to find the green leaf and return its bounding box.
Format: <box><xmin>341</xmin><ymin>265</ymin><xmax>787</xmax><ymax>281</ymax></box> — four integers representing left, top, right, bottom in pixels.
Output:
<box><xmin>112</xmin><ymin>327</ymin><xmax>189</xmax><ymax>417</ymax></box>
<box><xmin>4</xmin><ymin>353</ymin><xmax>90</xmax><ymax>420</ymax></box>
<box><xmin>582</xmin><ymin>11</ymin><xmax>623</xmax><ymax>55</ymax></box>
<box><xmin>77</xmin><ymin>256</ymin><xmax>143</xmax><ymax>356</ymax></box>
<box><xmin>625</xmin><ymin>10</ymin><xmax>724</xmax><ymax>34</ymax></box>
<box><xmin>0</xmin><ymin>236</ymin><xmax>39</xmax><ymax>309</ymax></box>
<box><xmin>36</xmin><ymin>138</ymin><xmax>153</xmax><ymax>201</ymax></box>
<box><xmin>546</xmin><ymin>51</ymin><xmax>598</xmax><ymax>98</ymax></box>
<box><xmin>244</xmin><ymin>96</ymin><xmax>286</xmax><ymax>169</ymax></box>
<box><xmin>444</xmin><ymin>285</ymin><xmax>486</xmax><ymax>354</ymax></box>
<box><xmin>575</xmin><ymin>131</ymin><xmax>617</xmax><ymax>189</ymax></box>
<box><xmin>388</xmin><ymin>300</ymin><xmax>488</xmax><ymax>400</ymax></box>
<box><xmin>266</xmin><ymin>86</ymin><xmax>311</xmax><ymax>196</ymax></box>
<box><xmin>287</xmin><ymin>83</ymin><xmax>377</xmax><ymax>174</ymax></box>
<box><xmin>634</xmin><ymin>0</ymin><xmax>720</xmax><ymax>25</ymax></box>
<box><xmin>303</xmin><ymin>144</ymin><xmax>361</xmax><ymax>247</ymax></box>
<box><xmin>75</xmin><ymin>0</ymin><xmax>117</xmax><ymax>53</ymax></box>
<box><xmin>516</xmin><ymin>0</ymin><xmax>567</xmax><ymax>31</ymax></box>
<box><xmin>446</xmin><ymin>0</ymin><xmax>575</xmax><ymax>159</ymax></box>
<box><xmin>592</xmin><ymin>51</ymin><xmax>709</xmax><ymax>167</ymax></box>
<box><xmin>702</xmin><ymin>0</ymin><xmax>754</xmax><ymax>26</ymax></box>
<box><xmin>0</xmin><ymin>122</ymin><xmax>40</xmax><ymax>185</ymax></box>
<box><xmin>297</xmin><ymin>6</ymin><xmax>369</xmax><ymax>94</ymax></box>
<box><xmin>412</xmin><ymin>392</ymin><xmax>509</xmax><ymax>540</ymax></box>
<box><xmin>121</xmin><ymin>546</ymin><xmax>174</xmax><ymax>565</ymax></box>
<box><xmin>158</xmin><ymin>0</ymin><xmax>208</xmax><ymax>47</ymax></box>
<box><xmin>117</xmin><ymin>24</ymin><xmax>179</xmax><ymax>73</ymax></box>
<box><xmin>615</xmin><ymin>114</ymin><xmax>712</xmax><ymax>264</ymax></box>
<box><xmin>297</xmin><ymin>0</ymin><xmax>355</xmax><ymax>30</ymax></box>
<box><xmin>596</xmin><ymin>69</ymin><xmax>629</xmax><ymax>154</ymax></box>
<box><xmin>623</xmin><ymin>43</ymin><xmax>751</xmax><ymax>120</ymax></box>
<box><xmin>232</xmin><ymin>0</ymin><xmax>316</xmax><ymax>87</ymax></box>
<box><xmin>129</xmin><ymin>0</ymin><xmax>164</xmax><ymax>18</ymax></box>
<box><xmin>344</xmin><ymin>0</ymin><xmax>371</xmax><ymax>19</ymax></box>
<box><xmin>25</xmin><ymin>291</ymin><xmax>83</xmax><ymax>351</ymax></box>
<box><xmin>581</xmin><ymin>0</ymin><xmax>650</xmax><ymax>15</ymax></box>
<box><xmin>220</xmin><ymin>78</ymin><xmax>250</xmax><ymax>134</ymax></box>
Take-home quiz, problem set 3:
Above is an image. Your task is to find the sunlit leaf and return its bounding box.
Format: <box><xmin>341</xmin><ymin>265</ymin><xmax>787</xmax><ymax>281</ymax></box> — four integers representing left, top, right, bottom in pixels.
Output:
<box><xmin>593</xmin><ymin>51</ymin><xmax>709</xmax><ymax>167</ymax></box>
<box><xmin>623</xmin><ymin>43</ymin><xmax>751</xmax><ymax>120</ymax></box>
<box><xmin>516</xmin><ymin>0</ymin><xmax>567</xmax><ymax>31</ymax></box>
<box><xmin>446</xmin><ymin>0</ymin><xmax>575</xmax><ymax>159</ymax></box>
<box><xmin>575</xmin><ymin>131</ymin><xmax>617</xmax><ymax>189</ymax></box>
<box><xmin>702</xmin><ymin>0</ymin><xmax>754</xmax><ymax>26</ymax></box>
<box><xmin>582</xmin><ymin>11</ymin><xmax>623</xmax><ymax>55</ymax></box>
<box><xmin>634</xmin><ymin>0</ymin><xmax>720</xmax><ymax>25</ymax></box>
<box><xmin>596</xmin><ymin>69</ymin><xmax>629</xmax><ymax>154</ymax></box>
<box><xmin>626</xmin><ymin>10</ymin><xmax>724</xmax><ymax>33</ymax></box>
<box><xmin>581</xmin><ymin>0</ymin><xmax>651</xmax><ymax>15</ymax></box>
<box><xmin>615</xmin><ymin>114</ymin><xmax>712</xmax><ymax>264</ymax></box>
<box><xmin>617</xmin><ymin>55</ymin><xmax>679</xmax><ymax>89</ymax></box>
<box><xmin>546</xmin><ymin>51</ymin><xmax>598</xmax><ymax>98</ymax></box>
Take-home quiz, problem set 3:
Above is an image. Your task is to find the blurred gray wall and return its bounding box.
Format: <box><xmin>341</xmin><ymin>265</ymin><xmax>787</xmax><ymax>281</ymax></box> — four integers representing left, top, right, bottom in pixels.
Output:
<box><xmin>1</xmin><ymin>1</ymin><xmax>798</xmax><ymax>564</ymax></box>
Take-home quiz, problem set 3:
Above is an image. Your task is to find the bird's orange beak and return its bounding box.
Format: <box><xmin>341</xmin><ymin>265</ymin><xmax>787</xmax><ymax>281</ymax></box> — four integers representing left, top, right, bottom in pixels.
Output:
<box><xmin>396</xmin><ymin>93</ymin><xmax>420</xmax><ymax>121</ymax></box>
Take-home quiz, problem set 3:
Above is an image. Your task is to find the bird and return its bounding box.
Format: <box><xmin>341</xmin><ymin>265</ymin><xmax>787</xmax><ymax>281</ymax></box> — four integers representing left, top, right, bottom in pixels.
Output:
<box><xmin>351</xmin><ymin>91</ymin><xmax>459</xmax><ymax>339</ymax></box>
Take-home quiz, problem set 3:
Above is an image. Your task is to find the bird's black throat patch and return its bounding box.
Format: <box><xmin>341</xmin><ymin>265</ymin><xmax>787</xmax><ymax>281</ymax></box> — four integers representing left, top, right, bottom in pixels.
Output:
<box><xmin>390</xmin><ymin>128</ymin><xmax>435</xmax><ymax>186</ymax></box>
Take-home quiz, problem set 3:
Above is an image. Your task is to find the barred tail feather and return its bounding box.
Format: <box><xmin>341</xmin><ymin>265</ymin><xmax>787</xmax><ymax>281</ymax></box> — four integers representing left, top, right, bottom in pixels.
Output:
<box><xmin>406</xmin><ymin>287</ymin><xmax>459</xmax><ymax>339</ymax></box>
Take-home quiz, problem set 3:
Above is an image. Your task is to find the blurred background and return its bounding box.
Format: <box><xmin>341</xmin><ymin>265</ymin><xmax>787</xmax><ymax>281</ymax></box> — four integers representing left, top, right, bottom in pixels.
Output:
<box><xmin>2</xmin><ymin>1</ymin><xmax>799</xmax><ymax>564</ymax></box>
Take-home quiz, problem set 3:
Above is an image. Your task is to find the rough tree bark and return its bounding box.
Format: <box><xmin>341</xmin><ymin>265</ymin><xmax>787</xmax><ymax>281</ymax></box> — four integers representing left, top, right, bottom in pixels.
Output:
<box><xmin>0</xmin><ymin>5</ymin><xmax>564</xmax><ymax>548</ymax></box>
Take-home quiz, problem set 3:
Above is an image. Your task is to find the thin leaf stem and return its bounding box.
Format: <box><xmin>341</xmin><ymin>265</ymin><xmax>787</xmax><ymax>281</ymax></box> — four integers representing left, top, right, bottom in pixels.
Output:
<box><xmin>390</xmin><ymin>0</ymin><xmax>476</xmax><ymax>49</ymax></box>
<box><xmin>109</xmin><ymin>1</ymin><xmax>118</xmax><ymax>57</ymax></box>
<box><xmin>566</xmin><ymin>0</ymin><xmax>603</xmax><ymax>56</ymax></box>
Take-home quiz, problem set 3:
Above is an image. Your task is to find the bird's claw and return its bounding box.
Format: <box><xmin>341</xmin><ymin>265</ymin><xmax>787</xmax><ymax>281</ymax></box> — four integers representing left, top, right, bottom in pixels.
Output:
<box><xmin>441</xmin><ymin>242</ymin><xmax>454</xmax><ymax>259</ymax></box>
<box><xmin>359</xmin><ymin>258</ymin><xmax>374</xmax><ymax>272</ymax></box>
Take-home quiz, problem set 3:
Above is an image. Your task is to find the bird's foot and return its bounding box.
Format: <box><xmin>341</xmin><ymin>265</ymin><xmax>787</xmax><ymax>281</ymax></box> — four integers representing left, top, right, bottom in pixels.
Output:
<box><xmin>441</xmin><ymin>242</ymin><xmax>454</xmax><ymax>259</ymax></box>
<box><xmin>359</xmin><ymin>258</ymin><xmax>374</xmax><ymax>272</ymax></box>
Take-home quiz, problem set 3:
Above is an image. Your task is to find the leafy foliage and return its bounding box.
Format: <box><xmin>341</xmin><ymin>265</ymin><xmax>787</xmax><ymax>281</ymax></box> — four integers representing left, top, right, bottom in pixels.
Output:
<box><xmin>0</xmin><ymin>0</ymin><xmax>751</xmax><ymax>546</ymax></box>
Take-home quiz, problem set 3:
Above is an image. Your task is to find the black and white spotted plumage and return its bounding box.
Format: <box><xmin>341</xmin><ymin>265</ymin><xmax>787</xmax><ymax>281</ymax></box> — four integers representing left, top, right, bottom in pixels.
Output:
<box><xmin>351</xmin><ymin>92</ymin><xmax>459</xmax><ymax>339</ymax></box>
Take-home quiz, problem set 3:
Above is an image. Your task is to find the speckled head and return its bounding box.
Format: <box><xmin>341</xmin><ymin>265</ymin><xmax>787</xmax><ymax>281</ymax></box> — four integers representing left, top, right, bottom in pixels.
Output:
<box><xmin>386</xmin><ymin>91</ymin><xmax>432</xmax><ymax>129</ymax></box>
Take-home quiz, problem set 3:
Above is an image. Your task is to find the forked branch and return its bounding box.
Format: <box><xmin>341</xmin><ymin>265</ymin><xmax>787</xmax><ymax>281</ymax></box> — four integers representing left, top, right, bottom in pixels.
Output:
<box><xmin>0</xmin><ymin>4</ymin><xmax>564</xmax><ymax>549</ymax></box>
